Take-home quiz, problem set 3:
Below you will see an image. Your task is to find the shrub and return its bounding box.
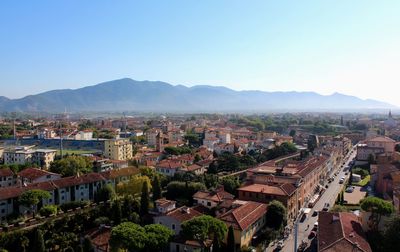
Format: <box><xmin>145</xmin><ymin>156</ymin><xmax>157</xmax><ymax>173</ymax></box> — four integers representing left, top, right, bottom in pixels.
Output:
<box><xmin>39</xmin><ymin>205</ymin><xmax>58</xmax><ymax>217</ymax></box>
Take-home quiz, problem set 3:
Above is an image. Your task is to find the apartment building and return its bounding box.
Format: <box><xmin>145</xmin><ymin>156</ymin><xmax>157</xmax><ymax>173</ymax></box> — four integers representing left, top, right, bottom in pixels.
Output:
<box><xmin>104</xmin><ymin>138</ymin><xmax>133</xmax><ymax>161</ymax></box>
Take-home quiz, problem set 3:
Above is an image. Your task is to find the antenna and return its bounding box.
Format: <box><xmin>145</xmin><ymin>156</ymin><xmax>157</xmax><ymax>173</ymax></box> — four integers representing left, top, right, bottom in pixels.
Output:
<box><xmin>59</xmin><ymin>120</ymin><xmax>63</xmax><ymax>159</ymax></box>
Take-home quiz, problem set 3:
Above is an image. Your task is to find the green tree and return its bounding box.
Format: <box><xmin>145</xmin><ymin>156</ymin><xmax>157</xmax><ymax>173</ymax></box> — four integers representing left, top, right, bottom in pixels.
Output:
<box><xmin>360</xmin><ymin>197</ymin><xmax>394</xmax><ymax>231</ymax></box>
<box><xmin>181</xmin><ymin>215</ymin><xmax>227</xmax><ymax>245</ymax></box>
<box><xmin>383</xmin><ymin>215</ymin><xmax>400</xmax><ymax>252</ymax></box>
<box><xmin>116</xmin><ymin>175</ymin><xmax>152</xmax><ymax>196</ymax></box>
<box><xmin>111</xmin><ymin>200</ymin><xmax>122</xmax><ymax>225</ymax></box>
<box><xmin>221</xmin><ymin>177</ymin><xmax>240</xmax><ymax>195</ymax></box>
<box><xmin>34</xmin><ymin>229</ymin><xmax>45</xmax><ymax>252</ymax></box>
<box><xmin>226</xmin><ymin>225</ymin><xmax>236</xmax><ymax>252</ymax></box>
<box><xmin>265</xmin><ymin>200</ymin><xmax>287</xmax><ymax>230</ymax></box>
<box><xmin>49</xmin><ymin>156</ymin><xmax>93</xmax><ymax>177</ymax></box>
<box><xmin>82</xmin><ymin>235</ymin><xmax>94</xmax><ymax>252</ymax></box>
<box><xmin>110</xmin><ymin>222</ymin><xmax>147</xmax><ymax>252</ymax></box>
<box><xmin>152</xmin><ymin>175</ymin><xmax>162</xmax><ymax>202</ymax></box>
<box><xmin>94</xmin><ymin>184</ymin><xmax>116</xmax><ymax>203</ymax></box>
<box><xmin>330</xmin><ymin>205</ymin><xmax>348</xmax><ymax>213</ymax></box>
<box><xmin>39</xmin><ymin>205</ymin><xmax>58</xmax><ymax>217</ymax></box>
<box><xmin>140</xmin><ymin>181</ymin><xmax>149</xmax><ymax>216</ymax></box>
<box><xmin>144</xmin><ymin>224</ymin><xmax>174</xmax><ymax>252</ymax></box>
<box><xmin>289</xmin><ymin>129</ymin><xmax>296</xmax><ymax>137</ymax></box>
<box><xmin>19</xmin><ymin>189</ymin><xmax>51</xmax><ymax>217</ymax></box>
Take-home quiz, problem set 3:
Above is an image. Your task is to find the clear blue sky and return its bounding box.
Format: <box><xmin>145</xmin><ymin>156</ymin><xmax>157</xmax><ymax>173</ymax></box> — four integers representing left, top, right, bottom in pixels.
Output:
<box><xmin>1</xmin><ymin>1</ymin><xmax>400</xmax><ymax>106</ymax></box>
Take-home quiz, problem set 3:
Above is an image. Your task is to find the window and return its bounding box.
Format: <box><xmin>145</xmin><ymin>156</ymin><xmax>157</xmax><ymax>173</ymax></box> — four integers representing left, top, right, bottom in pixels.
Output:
<box><xmin>172</xmin><ymin>224</ymin><xmax>176</xmax><ymax>230</ymax></box>
<box><xmin>207</xmin><ymin>202</ymin><xmax>211</xmax><ymax>206</ymax></box>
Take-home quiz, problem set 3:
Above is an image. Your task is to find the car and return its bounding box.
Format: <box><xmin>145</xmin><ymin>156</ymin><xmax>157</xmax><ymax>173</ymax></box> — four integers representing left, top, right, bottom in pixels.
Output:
<box><xmin>297</xmin><ymin>240</ymin><xmax>308</xmax><ymax>252</ymax></box>
<box><xmin>345</xmin><ymin>172</ymin><xmax>349</xmax><ymax>175</ymax></box>
<box><xmin>312</xmin><ymin>210</ymin><xmax>318</xmax><ymax>217</ymax></box>
<box><xmin>339</xmin><ymin>178</ymin><xmax>344</xmax><ymax>184</ymax></box>
<box><xmin>325</xmin><ymin>184</ymin><xmax>329</xmax><ymax>188</ymax></box>
<box><xmin>277</xmin><ymin>240</ymin><xmax>285</xmax><ymax>249</ymax></box>
<box><xmin>345</xmin><ymin>186</ymin><xmax>354</xmax><ymax>193</ymax></box>
<box><xmin>314</xmin><ymin>222</ymin><xmax>318</xmax><ymax>228</ymax></box>
<box><xmin>308</xmin><ymin>231</ymin><xmax>317</xmax><ymax>239</ymax></box>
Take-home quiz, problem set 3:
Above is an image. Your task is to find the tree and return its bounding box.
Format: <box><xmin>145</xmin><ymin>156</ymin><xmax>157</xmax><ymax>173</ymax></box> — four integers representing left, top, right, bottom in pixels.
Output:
<box><xmin>34</xmin><ymin>229</ymin><xmax>45</xmax><ymax>252</ymax></box>
<box><xmin>39</xmin><ymin>205</ymin><xmax>57</xmax><ymax>217</ymax></box>
<box><xmin>181</xmin><ymin>215</ymin><xmax>227</xmax><ymax>245</ymax></box>
<box><xmin>109</xmin><ymin>222</ymin><xmax>147</xmax><ymax>251</ymax></box>
<box><xmin>152</xmin><ymin>175</ymin><xmax>162</xmax><ymax>202</ymax></box>
<box><xmin>94</xmin><ymin>184</ymin><xmax>116</xmax><ymax>203</ymax></box>
<box><xmin>221</xmin><ymin>177</ymin><xmax>240</xmax><ymax>195</ymax></box>
<box><xmin>49</xmin><ymin>155</ymin><xmax>93</xmax><ymax>177</ymax></box>
<box><xmin>82</xmin><ymin>235</ymin><xmax>94</xmax><ymax>252</ymax></box>
<box><xmin>144</xmin><ymin>224</ymin><xmax>174</xmax><ymax>252</ymax></box>
<box><xmin>111</xmin><ymin>200</ymin><xmax>122</xmax><ymax>225</ymax></box>
<box><xmin>116</xmin><ymin>175</ymin><xmax>152</xmax><ymax>197</ymax></box>
<box><xmin>360</xmin><ymin>197</ymin><xmax>394</xmax><ymax>231</ymax></box>
<box><xmin>289</xmin><ymin>129</ymin><xmax>296</xmax><ymax>137</ymax></box>
<box><xmin>395</xmin><ymin>144</ymin><xmax>400</xmax><ymax>152</ymax></box>
<box><xmin>226</xmin><ymin>225</ymin><xmax>236</xmax><ymax>252</ymax></box>
<box><xmin>140</xmin><ymin>181</ymin><xmax>149</xmax><ymax>216</ymax></box>
<box><xmin>19</xmin><ymin>189</ymin><xmax>51</xmax><ymax>217</ymax></box>
<box><xmin>166</xmin><ymin>181</ymin><xmax>206</xmax><ymax>203</ymax></box>
<box><xmin>348</xmin><ymin>169</ymin><xmax>353</xmax><ymax>185</ymax></box>
<box><xmin>383</xmin><ymin>215</ymin><xmax>400</xmax><ymax>252</ymax></box>
<box><xmin>330</xmin><ymin>205</ymin><xmax>348</xmax><ymax>213</ymax></box>
<box><xmin>265</xmin><ymin>200</ymin><xmax>287</xmax><ymax>230</ymax></box>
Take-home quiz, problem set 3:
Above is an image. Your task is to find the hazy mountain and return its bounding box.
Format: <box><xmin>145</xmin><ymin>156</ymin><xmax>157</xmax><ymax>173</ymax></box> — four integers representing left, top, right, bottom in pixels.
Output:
<box><xmin>0</xmin><ymin>78</ymin><xmax>396</xmax><ymax>112</ymax></box>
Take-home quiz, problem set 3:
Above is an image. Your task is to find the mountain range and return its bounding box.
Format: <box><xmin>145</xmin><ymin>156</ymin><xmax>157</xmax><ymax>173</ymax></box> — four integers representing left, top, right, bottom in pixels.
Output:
<box><xmin>0</xmin><ymin>78</ymin><xmax>396</xmax><ymax>112</ymax></box>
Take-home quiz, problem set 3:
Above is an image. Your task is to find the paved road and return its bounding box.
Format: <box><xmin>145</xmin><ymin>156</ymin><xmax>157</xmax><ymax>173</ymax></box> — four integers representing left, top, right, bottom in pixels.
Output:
<box><xmin>267</xmin><ymin>146</ymin><xmax>357</xmax><ymax>252</ymax></box>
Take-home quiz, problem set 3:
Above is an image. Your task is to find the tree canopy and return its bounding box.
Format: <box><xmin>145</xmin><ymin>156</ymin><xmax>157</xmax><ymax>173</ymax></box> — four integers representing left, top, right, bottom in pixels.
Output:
<box><xmin>360</xmin><ymin>197</ymin><xmax>394</xmax><ymax>231</ymax></box>
<box><xmin>181</xmin><ymin>215</ymin><xmax>227</xmax><ymax>245</ymax></box>
<box><xmin>265</xmin><ymin>200</ymin><xmax>287</xmax><ymax>230</ymax></box>
<box><xmin>49</xmin><ymin>155</ymin><xmax>93</xmax><ymax>177</ymax></box>
<box><xmin>19</xmin><ymin>189</ymin><xmax>51</xmax><ymax>209</ymax></box>
<box><xmin>116</xmin><ymin>175</ymin><xmax>152</xmax><ymax>197</ymax></box>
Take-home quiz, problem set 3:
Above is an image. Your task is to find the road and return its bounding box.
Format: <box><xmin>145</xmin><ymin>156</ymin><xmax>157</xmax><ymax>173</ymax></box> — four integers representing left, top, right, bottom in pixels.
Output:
<box><xmin>267</xmin><ymin>146</ymin><xmax>357</xmax><ymax>252</ymax></box>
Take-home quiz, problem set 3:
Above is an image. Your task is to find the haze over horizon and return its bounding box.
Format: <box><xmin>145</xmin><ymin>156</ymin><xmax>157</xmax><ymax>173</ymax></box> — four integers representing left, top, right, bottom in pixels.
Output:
<box><xmin>1</xmin><ymin>1</ymin><xmax>400</xmax><ymax>106</ymax></box>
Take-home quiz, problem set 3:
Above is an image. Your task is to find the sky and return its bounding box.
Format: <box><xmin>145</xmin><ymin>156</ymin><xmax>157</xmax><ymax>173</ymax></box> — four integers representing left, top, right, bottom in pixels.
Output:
<box><xmin>1</xmin><ymin>1</ymin><xmax>400</xmax><ymax>106</ymax></box>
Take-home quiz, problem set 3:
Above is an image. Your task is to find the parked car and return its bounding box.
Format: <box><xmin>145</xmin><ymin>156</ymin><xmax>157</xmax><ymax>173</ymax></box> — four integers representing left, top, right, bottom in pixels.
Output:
<box><xmin>346</xmin><ymin>186</ymin><xmax>354</xmax><ymax>193</ymax></box>
<box><xmin>312</xmin><ymin>210</ymin><xmax>318</xmax><ymax>217</ymax></box>
<box><xmin>308</xmin><ymin>231</ymin><xmax>317</xmax><ymax>239</ymax></box>
<box><xmin>277</xmin><ymin>240</ymin><xmax>285</xmax><ymax>249</ymax></box>
<box><xmin>298</xmin><ymin>240</ymin><xmax>308</xmax><ymax>252</ymax></box>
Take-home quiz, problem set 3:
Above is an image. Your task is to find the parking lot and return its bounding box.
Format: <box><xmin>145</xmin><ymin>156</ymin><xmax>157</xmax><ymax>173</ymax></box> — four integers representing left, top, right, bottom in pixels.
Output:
<box><xmin>344</xmin><ymin>185</ymin><xmax>367</xmax><ymax>204</ymax></box>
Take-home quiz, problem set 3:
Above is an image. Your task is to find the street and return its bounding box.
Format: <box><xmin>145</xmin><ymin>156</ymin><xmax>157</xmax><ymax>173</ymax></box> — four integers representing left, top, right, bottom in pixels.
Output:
<box><xmin>267</xmin><ymin>146</ymin><xmax>357</xmax><ymax>252</ymax></box>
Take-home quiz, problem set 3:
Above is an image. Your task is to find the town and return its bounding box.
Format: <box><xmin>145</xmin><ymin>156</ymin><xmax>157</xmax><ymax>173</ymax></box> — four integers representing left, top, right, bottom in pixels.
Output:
<box><xmin>0</xmin><ymin>111</ymin><xmax>399</xmax><ymax>252</ymax></box>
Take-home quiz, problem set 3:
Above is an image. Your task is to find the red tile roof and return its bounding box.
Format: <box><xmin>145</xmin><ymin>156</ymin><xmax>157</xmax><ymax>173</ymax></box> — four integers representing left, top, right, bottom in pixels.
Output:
<box><xmin>238</xmin><ymin>183</ymin><xmax>296</xmax><ymax>196</ymax></box>
<box><xmin>18</xmin><ymin>168</ymin><xmax>59</xmax><ymax>181</ymax></box>
<box><xmin>318</xmin><ymin>212</ymin><xmax>372</xmax><ymax>252</ymax></box>
<box><xmin>0</xmin><ymin>168</ymin><xmax>14</xmax><ymax>177</ymax></box>
<box><xmin>218</xmin><ymin>201</ymin><xmax>267</xmax><ymax>231</ymax></box>
<box><xmin>165</xmin><ymin>206</ymin><xmax>202</xmax><ymax>223</ymax></box>
<box><xmin>52</xmin><ymin>173</ymin><xmax>105</xmax><ymax>188</ymax></box>
<box><xmin>193</xmin><ymin>187</ymin><xmax>234</xmax><ymax>203</ymax></box>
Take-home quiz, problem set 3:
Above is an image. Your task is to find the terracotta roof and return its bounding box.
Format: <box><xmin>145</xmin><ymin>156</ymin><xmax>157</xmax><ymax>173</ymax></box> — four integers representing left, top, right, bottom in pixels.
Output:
<box><xmin>193</xmin><ymin>188</ymin><xmax>234</xmax><ymax>203</ymax></box>
<box><xmin>165</xmin><ymin>206</ymin><xmax>202</xmax><ymax>223</ymax></box>
<box><xmin>367</xmin><ymin>136</ymin><xmax>396</xmax><ymax>143</ymax></box>
<box><xmin>318</xmin><ymin>212</ymin><xmax>372</xmax><ymax>252</ymax></box>
<box><xmin>155</xmin><ymin>198</ymin><xmax>176</xmax><ymax>208</ymax></box>
<box><xmin>100</xmin><ymin>167</ymin><xmax>140</xmax><ymax>179</ymax></box>
<box><xmin>18</xmin><ymin>168</ymin><xmax>59</xmax><ymax>181</ymax></box>
<box><xmin>218</xmin><ymin>201</ymin><xmax>267</xmax><ymax>231</ymax></box>
<box><xmin>186</xmin><ymin>164</ymin><xmax>203</xmax><ymax>172</ymax></box>
<box><xmin>87</xmin><ymin>227</ymin><xmax>111</xmax><ymax>251</ymax></box>
<box><xmin>52</xmin><ymin>173</ymin><xmax>105</xmax><ymax>188</ymax></box>
<box><xmin>0</xmin><ymin>168</ymin><xmax>14</xmax><ymax>177</ymax></box>
<box><xmin>238</xmin><ymin>183</ymin><xmax>296</xmax><ymax>196</ymax></box>
<box><xmin>156</xmin><ymin>160</ymin><xmax>183</xmax><ymax>170</ymax></box>
<box><xmin>0</xmin><ymin>181</ymin><xmax>57</xmax><ymax>201</ymax></box>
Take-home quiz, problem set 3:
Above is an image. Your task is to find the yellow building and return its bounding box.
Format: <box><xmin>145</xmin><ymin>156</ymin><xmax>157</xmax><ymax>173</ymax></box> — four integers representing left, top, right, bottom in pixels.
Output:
<box><xmin>104</xmin><ymin>138</ymin><xmax>133</xmax><ymax>161</ymax></box>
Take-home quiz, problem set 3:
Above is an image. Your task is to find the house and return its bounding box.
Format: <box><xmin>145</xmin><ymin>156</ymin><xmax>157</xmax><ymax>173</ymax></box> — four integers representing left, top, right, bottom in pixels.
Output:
<box><xmin>318</xmin><ymin>212</ymin><xmax>372</xmax><ymax>252</ymax></box>
<box><xmin>151</xmin><ymin>198</ymin><xmax>177</xmax><ymax>215</ymax></box>
<box><xmin>185</xmin><ymin>164</ymin><xmax>206</xmax><ymax>175</ymax></box>
<box><xmin>0</xmin><ymin>168</ymin><xmax>16</xmax><ymax>188</ymax></box>
<box><xmin>356</xmin><ymin>136</ymin><xmax>396</xmax><ymax>161</ymax></box>
<box><xmin>52</xmin><ymin>173</ymin><xmax>105</xmax><ymax>205</ymax></box>
<box><xmin>153</xmin><ymin>205</ymin><xmax>202</xmax><ymax>235</ymax></box>
<box><xmin>104</xmin><ymin>138</ymin><xmax>133</xmax><ymax>161</ymax></box>
<box><xmin>169</xmin><ymin>238</ymin><xmax>213</xmax><ymax>252</ymax></box>
<box><xmin>218</xmin><ymin>200</ymin><xmax>268</xmax><ymax>248</ymax></box>
<box><xmin>214</xmin><ymin>143</ymin><xmax>235</xmax><ymax>155</ymax></box>
<box><xmin>74</xmin><ymin>130</ymin><xmax>93</xmax><ymax>140</ymax></box>
<box><xmin>156</xmin><ymin>159</ymin><xmax>184</xmax><ymax>177</ymax></box>
<box><xmin>193</xmin><ymin>186</ymin><xmax>234</xmax><ymax>209</ymax></box>
<box><xmin>18</xmin><ymin>168</ymin><xmax>61</xmax><ymax>184</ymax></box>
<box><xmin>237</xmin><ymin>183</ymin><xmax>297</xmax><ymax>220</ymax></box>
<box><xmin>100</xmin><ymin>167</ymin><xmax>140</xmax><ymax>186</ymax></box>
